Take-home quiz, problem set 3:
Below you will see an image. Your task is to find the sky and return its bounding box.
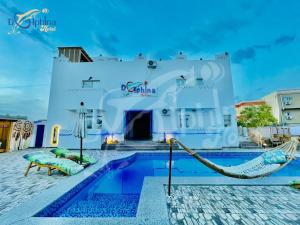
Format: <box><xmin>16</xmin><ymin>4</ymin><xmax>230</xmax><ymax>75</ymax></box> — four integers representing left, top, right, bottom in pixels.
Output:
<box><xmin>0</xmin><ymin>0</ymin><xmax>299</xmax><ymax>120</ymax></box>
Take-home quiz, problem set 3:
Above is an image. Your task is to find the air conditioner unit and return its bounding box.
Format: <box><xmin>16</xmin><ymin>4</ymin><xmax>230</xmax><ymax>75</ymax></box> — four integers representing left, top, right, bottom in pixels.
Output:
<box><xmin>96</xmin><ymin>119</ymin><xmax>103</xmax><ymax>128</ymax></box>
<box><xmin>147</xmin><ymin>60</ymin><xmax>157</xmax><ymax>69</ymax></box>
<box><xmin>285</xmin><ymin>112</ymin><xmax>293</xmax><ymax>120</ymax></box>
<box><xmin>161</xmin><ymin>108</ymin><xmax>170</xmax><ymax>116</ymax></box>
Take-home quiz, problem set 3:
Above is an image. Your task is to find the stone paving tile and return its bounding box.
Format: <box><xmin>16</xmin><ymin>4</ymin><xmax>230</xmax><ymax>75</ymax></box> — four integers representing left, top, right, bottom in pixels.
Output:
<box><xmin>0</xmin><ymin>148</ymin><xmax>133</xmax><ymax>216</ymax></box>
<box><xmin>165</xmin><ymin>185</ymin><xmax>300</xmax><ymax>225</ymax></box>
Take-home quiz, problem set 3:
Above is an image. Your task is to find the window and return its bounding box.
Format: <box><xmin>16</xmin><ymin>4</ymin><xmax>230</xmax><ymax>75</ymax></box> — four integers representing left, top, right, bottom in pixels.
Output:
<box><xmin>179</xmin><ymin>113</ymin><xmax>182</xmax><ymax>128</ymax></box>
<box><xmin>196</xmin><ymin>77</ymin><xmax>203</xmax><ymax>86</ymax></box>
<box><xmin>51</xmin><ymin>125</ymin><xmax>61</xmax><ymax>146</ymax></box>
<box><xmin>282</xmin><ymin>96</ymin><xmax>292</xmax><ymax>105</ymax></box>
<box><xmin>185</xmin><ymin>114</ymin><xmax>191</xmax><ymax>128</ymax></box>
<box><xmin>224</xmin><ymin>115</ymin><xmax>231</xmax><ymax>127</ymax></box>
<box><xmin>82</xmin><ymin>80</ymin><xmax>100</xmax><ymax>88</ymax></box>
<box><xmin>84</xmin><ymin>109</ymin><xmax>103</xmax><ymax>129</ymax></box>
<box><xmin>86</xmin><ymin>109</ymin><xmax>93</xmax><ymax>129</ymax></box>
<box><xmin>86</xmin><ymin>118</ymin><xmax>92</xmax><ymax>129</ymax></box>
<box><xmin>178</xmin><ymin>111</ymin><xmax>194</xmax><ymax>128</ymax></box>
<box><xmin>176</xmin><ymin>78</ymin><xmax>186</xmax><ymax>88</ymax></box>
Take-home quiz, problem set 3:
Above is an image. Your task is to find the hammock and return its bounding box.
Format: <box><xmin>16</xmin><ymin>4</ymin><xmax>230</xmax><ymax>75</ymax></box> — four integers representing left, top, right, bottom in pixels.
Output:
<box><xmin>170</xmin><ymin>138</ymin><xmax>299</xmax><ymax>179</ymax></box>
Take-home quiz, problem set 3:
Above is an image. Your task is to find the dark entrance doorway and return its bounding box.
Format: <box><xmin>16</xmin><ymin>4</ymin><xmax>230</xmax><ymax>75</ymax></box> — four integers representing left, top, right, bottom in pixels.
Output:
<box><xmin>125</xmin><ymin>110</ymin><xmax>152</xmax><ymax>140</ymax></box>
<box><xmin>0</xmin><ymin>121</ymin><xmax>11</xmax><ymax>152</ymax></box>
<box><xmin>35</xmin><ymin>125</ymin><xmax>45</xmax><ymax>148</ymax></box>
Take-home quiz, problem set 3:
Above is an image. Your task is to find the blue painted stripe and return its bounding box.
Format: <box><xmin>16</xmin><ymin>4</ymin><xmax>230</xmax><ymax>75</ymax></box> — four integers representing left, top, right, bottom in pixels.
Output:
<box><xmin>59</xmin><ymin>132</ymin><xmax>123</xmax><ymax>137</ymax></box>
<box><xmin>60</xmin><ymin>131</ymin><xmax>222</xmax><ymax>136</ymax></box>
<box><xmin>152</xmin><ymin>131</ymin><xmax>223</xmax><ymax>135</ymax></box>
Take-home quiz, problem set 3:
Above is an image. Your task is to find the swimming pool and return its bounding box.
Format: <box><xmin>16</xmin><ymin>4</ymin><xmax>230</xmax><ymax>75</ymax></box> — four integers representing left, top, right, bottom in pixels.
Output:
<box><xmin>36</xmin><ymin>152</ymin><xmax>300</xmax><ymax>218</ymax></box>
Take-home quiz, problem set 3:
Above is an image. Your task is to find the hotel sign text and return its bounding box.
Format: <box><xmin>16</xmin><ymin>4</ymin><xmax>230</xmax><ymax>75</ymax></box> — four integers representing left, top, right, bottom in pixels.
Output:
<box><xmin>121</xmin><ymin>81</ymin><xmax>156</xmax><ymax>96</ymax></box>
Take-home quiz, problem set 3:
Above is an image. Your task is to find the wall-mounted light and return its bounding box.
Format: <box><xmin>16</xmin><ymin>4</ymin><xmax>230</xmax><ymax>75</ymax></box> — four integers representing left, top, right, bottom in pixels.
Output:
<box><xmin>51</xmin><ymin>124</ymin><xmax>61</xmax><ymax>146</ymax></box>
<box><xmin>106</xmin><ymin>134</ymin><xmax>118</xmax><ymax>144</ymax></box>
<box><xmin>166</xmin><ymin>134</ymin><xmax>173</xmax><ymax>144</ymax></box>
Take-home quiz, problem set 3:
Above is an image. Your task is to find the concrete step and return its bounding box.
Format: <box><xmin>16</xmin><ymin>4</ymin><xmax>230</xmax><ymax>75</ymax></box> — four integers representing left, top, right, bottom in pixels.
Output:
<box><xmin>101</xmin><ymin>141</ymin><xmax>179</xmax><ymax>150</ymax></box>
<box><xmin>83</xmin><ymin>193</ymin><xmax>140</xmax><ymax>202</ymax></box>
<box><xmin>239</xmin><ymin>141</ymin><xmax>260</xmax><ymax>148</ymax></box>
<box><xmin>54</xmin><ymin>193</ymin><xmax>139</xmax><ymax>217</ymax></box>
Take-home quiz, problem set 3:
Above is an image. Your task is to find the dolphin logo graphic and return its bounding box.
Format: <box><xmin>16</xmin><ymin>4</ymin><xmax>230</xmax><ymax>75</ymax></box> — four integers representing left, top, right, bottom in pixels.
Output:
<box><xmin>9</xmin><ymin>9</ymin><xmax>40</xmax><ymax>34</ymax></box>
<box><xmin>125</xmin><ymin>81</ymin><xmax>143</xmax><ymax>96</ymax></box>
<box><xmin>127</xmin><ymin>81</ymin><xmax>143</xmax><ymax>92</ymax></box>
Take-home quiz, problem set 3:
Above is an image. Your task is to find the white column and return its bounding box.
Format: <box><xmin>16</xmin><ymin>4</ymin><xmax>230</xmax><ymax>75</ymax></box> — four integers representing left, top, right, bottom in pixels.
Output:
<box><xmin>196</xmin><ymin>109</ymin><xmax>202</xmax><ymax>129</ymax></box>
<box><xmin>92</xmin><ymin>109</ymin><xmax>97</xmax><ymax>129</ymax></box>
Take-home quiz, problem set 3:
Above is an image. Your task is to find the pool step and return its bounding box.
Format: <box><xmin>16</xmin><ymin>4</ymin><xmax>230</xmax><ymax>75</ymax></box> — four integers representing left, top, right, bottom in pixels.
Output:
<box><xmin>87</xmin><ymin>193</ymin><xmax>139</xmax><ymax>201</ymax></box>
<box><xmin>102</xmin><ymin>141</ymin><xmax>180</xmax><ymax>151</ymax></box>
<box><xmin>239</xmin><ymin>141</ymin><xmax>260</xmax><ymax>148</ymax></box>
<box><xmin>53</xmin><ymin>193</ymin><xmax>139</xmax><ymax>217</ymax></box>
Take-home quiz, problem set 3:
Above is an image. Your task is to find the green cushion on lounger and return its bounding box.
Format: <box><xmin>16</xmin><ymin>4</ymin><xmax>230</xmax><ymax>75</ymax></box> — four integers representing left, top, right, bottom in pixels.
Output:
<box><xmin>289</xmin><ymin>180</ymin><xmax>300</xmax><ymax>186</ymax></box>
<box><xmin>50</xmin><ymin>148</ymin><xmax>97</xmax><ymax>164</ymax></box>
<box><xmin>263</xmin><ymin>149</ymin><xmax>287</xmax><ymax>165</ymax></box>
<box><xmin>23</xmin><ymin>151</ymin><xmax>84</xmax><ymax>175</ymax></box>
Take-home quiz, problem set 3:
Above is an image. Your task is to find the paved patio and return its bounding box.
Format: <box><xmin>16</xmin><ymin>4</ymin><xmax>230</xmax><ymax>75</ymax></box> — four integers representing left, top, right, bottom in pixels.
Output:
<box><xmin>166</xmin><ymin>185</ymin><xmax>300</xmax><ymax>225</ymax></box>
<box><xmin>1</xmin><ymin>148</ymin><xmax>300</xmax><ymax>225</ymax></box>
<box><xmin>0</xmin><ymin>148</ymin><xmax>133</xmax><ymax>216</ymax></box>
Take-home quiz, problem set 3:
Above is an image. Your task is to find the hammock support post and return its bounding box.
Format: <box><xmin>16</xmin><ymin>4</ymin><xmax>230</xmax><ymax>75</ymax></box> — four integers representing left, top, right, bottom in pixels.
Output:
<box><xmin>168</xmin><ymin>139</ymin><xmax>173</xmax><ymax>196</ymax></box>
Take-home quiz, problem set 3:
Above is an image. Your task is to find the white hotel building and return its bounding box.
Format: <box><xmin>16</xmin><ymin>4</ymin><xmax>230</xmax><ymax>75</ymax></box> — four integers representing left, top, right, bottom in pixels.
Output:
<box><xmin>44</xmin><ymin>47</ymin><xmax>238</xmax><ymax>149</ymax></box>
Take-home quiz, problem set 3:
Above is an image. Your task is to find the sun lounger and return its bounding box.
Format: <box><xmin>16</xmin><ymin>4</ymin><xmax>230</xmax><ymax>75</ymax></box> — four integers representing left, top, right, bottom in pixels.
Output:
<box><xmin>50</xmin><ymin>148</ymin><xmax>97</xmax><ymax>165</ymax></box>
<box><xmin>290</xmin><ymin>180</ymin><xmax>300</xmax><ymax>189</ymax></box>
<box><xmin>23</xmin><ymin>151</ymin><xmax>84</xmax><ymax>176</ymax></box>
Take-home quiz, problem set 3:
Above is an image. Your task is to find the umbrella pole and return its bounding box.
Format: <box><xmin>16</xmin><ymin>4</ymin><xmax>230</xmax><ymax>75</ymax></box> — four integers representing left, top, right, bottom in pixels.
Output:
<box><xmin>80</xmin><ymin>137</ymin><xmax>83</xmax><ymax>165</ymax></box>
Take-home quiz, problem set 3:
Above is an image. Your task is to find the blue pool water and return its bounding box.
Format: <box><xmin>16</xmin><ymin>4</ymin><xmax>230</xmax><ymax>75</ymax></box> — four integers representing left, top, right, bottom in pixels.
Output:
<box><xmin>36</xmin><ymin>152</ymin><xmax>300</xmax><ymax>218</ymax></box>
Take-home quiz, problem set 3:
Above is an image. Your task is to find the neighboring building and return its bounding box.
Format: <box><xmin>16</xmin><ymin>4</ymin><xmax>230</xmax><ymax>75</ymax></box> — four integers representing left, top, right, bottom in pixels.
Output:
<box><xmin>235</xmin><ymin>100</ymin><xmax>265</xmax><ymax>119</ymax></box>
<box><xmin>0</xmin><ymin>117</ymin><xmax>16</xmax><ymax>152</ymax></box>
<box><xmin>0</xmin><ymin>115</ymin><xmax>32</xmax><ymax>152</ymax></box>
<box><xmin>263</xmin><ymin>89</ymin><xmax>300</xmax><ymax>126</ymax></box>
<box><xmin>44</xmin><ymin>47</ymin><xmax>239</xmax><ymax>149</ymax></box>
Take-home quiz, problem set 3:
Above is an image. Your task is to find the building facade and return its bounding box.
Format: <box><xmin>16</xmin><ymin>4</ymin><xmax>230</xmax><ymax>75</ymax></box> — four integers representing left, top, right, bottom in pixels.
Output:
<box><xmin>30</xmin><ymin>120</ymin><xmax>47</xmax><ymax>148</ymax></box>
<box><xmin>263</xmin><ymin>89</ymin><xmax>300</xmax><ymax>126</ymax></box>
<box><xmin>44</xmin><ymin>47</ymin><xmax>238</xmax><ymax>149</ymax></box>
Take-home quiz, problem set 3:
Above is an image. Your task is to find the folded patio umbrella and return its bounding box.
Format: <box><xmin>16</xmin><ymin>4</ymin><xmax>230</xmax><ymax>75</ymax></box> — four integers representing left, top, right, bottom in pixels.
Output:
<box><xmin>73</xmin><ymin>102</ymin><xmax>87</xmax><ymax>165</ymax></box>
